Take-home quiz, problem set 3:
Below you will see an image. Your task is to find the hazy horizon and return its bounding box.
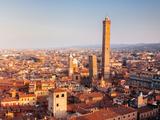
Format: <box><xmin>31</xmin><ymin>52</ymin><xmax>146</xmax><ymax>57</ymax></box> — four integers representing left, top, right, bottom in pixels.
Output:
<box><xmin>0</xmin><ymin>0</ymin><xmax>160</xmax><ymax>48</ymax></box>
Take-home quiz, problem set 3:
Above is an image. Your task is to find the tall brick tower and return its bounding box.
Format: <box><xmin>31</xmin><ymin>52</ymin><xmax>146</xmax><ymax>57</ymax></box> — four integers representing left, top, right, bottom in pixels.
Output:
<box><xmin>89</xmin><ymin>55</ymin><xmax>97</xmax><ymax>79</ymax></box>
<box><xmin>68</xmin><ymin>54</ymin><xmax>73</xmax><ymax>76</ymax></box>
<box><xmin>102</xmin><ymin>16</ymin><xmax>111</xmax><ymax>80</ymax></box>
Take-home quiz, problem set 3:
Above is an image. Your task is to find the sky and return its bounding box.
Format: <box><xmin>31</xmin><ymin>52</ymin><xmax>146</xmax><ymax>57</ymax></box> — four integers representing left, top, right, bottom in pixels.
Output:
<box><xmin>0</xmin><ymin>0</ymin><xmax>160</xmax><ymax>48</ymax></box>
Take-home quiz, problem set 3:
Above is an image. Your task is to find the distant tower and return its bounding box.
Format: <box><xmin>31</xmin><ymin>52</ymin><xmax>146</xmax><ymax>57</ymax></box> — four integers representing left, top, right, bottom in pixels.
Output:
<box><xmin>72</xmin><ymin>58</ymin><xmax>78</xmax><ymax>73</ymax></box>
<box><xmin>122</xmin><ymin>57</ymin><xmax>127</xmax><ymax>67</ymax></box>
<box><xmin>89</xmin><ymin>55</ymin><xmax>98</xmax><ymax>79</ymax></box>
<box><xmin>10</xmin><ymin>88</ymin><xmax>17</xmax><ymax>98</ymax></box>
<box><xmin>102</xmin><ymin>16</ymin><xmax>111</xmax><ymax>80</ymax></box>
<box><xmin>48</xmin><ymin>88</ymin><xmax>67</xmax><ymax>118</ymax></box>
<box><xmin>68</xmin><ymin>54</ymin><xmax>73</xmax><ymax>76</ymax></box>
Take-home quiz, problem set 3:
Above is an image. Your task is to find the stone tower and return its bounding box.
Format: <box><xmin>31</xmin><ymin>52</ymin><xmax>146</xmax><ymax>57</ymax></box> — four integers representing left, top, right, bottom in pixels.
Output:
<box><xmin>102</xmin><ymin>16</ymin><xmax>111</xmax><ymax>80</ymax></box>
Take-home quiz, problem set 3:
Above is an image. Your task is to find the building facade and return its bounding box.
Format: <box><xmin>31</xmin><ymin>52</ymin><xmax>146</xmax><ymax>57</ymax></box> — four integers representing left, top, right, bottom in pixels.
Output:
<box><xmin>129</xmin><ymin>70</ymin><xmax>160</xmax><ymax>90</ymax></box>
<box><xmin>48</xmin><ymin>88</ymin><xmax>67</xmax><ymax>118</ymax></box>
<box><xmin>1</xmin><ymin>94</ymin><xmax>36</xmax><ymax>106</ymax></box>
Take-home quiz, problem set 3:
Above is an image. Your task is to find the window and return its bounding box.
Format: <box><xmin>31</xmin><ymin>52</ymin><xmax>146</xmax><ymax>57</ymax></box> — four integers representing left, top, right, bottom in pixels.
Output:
<box><xmin>57</xmin><ymin>104</ymin><xmax>59</xmax><ymax>107</ymax></box>
<box><xmin>56</xmin><ymin>95</ymin><xmax>59</xmax><ymax>98</ymax></box>
<box><xmin>141</xmin><ymin>114</ymin><xmax>143</xmax><ymax>118</ymax></box>
<box><xmin>61</xmin><ymin>94</ymin><xmax>64</xmax><ymax>97</ymax></box>
<box><xmin>144</xmin><ymin>114</ymin><xmax>145</xmax><ymax>117</ymax></box>
<box><xmin>76</xmin><ymin>76</ymin><xmax>79</xmax><ymax>80</ymax></box>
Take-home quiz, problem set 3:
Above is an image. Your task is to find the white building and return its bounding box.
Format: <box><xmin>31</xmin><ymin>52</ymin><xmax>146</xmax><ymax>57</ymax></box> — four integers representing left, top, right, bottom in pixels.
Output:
<box><xmin>48</xmin><ymin>88</ymin><xmax>67</xmax><ymax>119</ymax></box>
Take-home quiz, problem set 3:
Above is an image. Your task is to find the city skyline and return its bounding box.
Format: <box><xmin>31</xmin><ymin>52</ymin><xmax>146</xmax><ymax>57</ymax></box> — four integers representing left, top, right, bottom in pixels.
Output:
<box><xmin>0</xmin><ymin>0</ymin><xmax>160</xmax><ymax>48</ymax></box>
<box><xmin>0</xmin><ymin>1</ymin><xmax>159</xmax><ymax>118</ymax></box>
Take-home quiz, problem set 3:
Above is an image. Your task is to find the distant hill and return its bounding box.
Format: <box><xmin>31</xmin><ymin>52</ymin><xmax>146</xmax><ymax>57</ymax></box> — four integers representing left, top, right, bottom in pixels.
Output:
<box><xmin>111</xmin><ymin>43</ymin><xmax>160</xmax><ymax>51</ymax></box>
<box><xmin>70</xmin><ymin>43</ymin><xmax>160</xmax><ymax>51</ymax></box>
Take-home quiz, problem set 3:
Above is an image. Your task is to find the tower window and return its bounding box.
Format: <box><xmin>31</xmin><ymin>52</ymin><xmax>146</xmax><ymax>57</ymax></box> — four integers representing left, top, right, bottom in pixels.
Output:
<box><xmin>56</xmin><ymin>95</ymin><xmax>59</xmax><ymax>98</ymax></box>
<box><xmin>57</xmin><ymin>104</ymin><xmax>59</xmax><ymax>107</ymax></box>
<box><xmin>76</xmin><ymin>76</ymin><xmax>79</xmax><ymax>80</ymax></box>
<box><xmin>61</xmin><ymin>94</ymin><xmax>64</xmax><ymax>97</ymax></box>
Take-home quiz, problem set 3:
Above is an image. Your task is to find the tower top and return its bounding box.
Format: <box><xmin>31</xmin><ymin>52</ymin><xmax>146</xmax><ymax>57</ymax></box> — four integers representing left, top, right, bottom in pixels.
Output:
<box><xmin>105</xmin><ymin>16</ymin><xmax>110</xmax><ymax>21</ymax></box>
<box><xmin>69</xmin><ymin>54</ymin><xmax>73</xmax><ymax>58</ymax></box>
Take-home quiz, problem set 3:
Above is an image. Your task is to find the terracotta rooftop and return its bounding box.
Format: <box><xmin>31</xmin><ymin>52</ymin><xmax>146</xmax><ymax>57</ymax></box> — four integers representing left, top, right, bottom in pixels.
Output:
<box><xmin>110</xmin><ymin>105</ymin><xmax>136</xmax><ymax>115</ymax></box>
<box><xmin>1</xmin><ymin>97</ymin><xmax>18</xmax><ymax>102</ymax></box>
<box><xmin>70</xmin><ymin>106</ymin><xmax>136</xmax><ymax>120</ymax></box>
<box><xmin>68</xmin><ymin>103</ymin><xmax>96</xmax><ymax>113</ymax></box>
<box><xmin>138</xmin><ymin>105</ymin><xmax>158</xmax><ymax>113</ymax></box>
<box><xmin>2</xmin><ymin>105</ymin><xmax>36</xmax><ymax>112</ymax></box>
<box><xmin>77</xmin><ymin>92</ymin><xmax>103</xmax><ymax>100</ymax></box>
<box><xmin>71</xmin><ymin>108</ymin><xmax>119</xmax><ymax>120</ymax></box>
<box><xmin>81</xmin><ymin>68</ymin><xmax>89</xmax><ymax>73</ymax></box>
<box><xmin>49</xmin><ymin>88</ymin><xmax>66</xmax><ymax>93</ymax></box>
<box><xmin>19</xmin><ymin>94</ymin><xmax>36</xmax><ymax>98</ymax></box>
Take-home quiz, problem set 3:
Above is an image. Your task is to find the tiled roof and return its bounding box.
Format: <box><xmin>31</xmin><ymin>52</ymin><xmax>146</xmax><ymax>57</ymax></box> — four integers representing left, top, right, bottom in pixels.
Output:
<box><xmin>1</xmin><ymin>97</ymin><xmax>18</xmax><ymax>102</ymax></box>
<box><xmin>71</xmin><ymin>106</ymin><xmax>136</xmax><ymax>120</ymax></box>
<box><xmin>49</xmin><ymin>88</ymin><xmax>66</xmax><ymax>93</ymax></box>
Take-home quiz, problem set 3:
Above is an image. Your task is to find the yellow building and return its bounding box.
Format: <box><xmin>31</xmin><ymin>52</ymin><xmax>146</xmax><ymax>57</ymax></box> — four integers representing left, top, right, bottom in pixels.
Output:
<box><xmin>1</xmin><ymin>98</ymin><xmax>18</xmax><ymax>106</ymax></box>
<box><xmin>18</xmin><ymin>94</ymin><xmax>36</xmax><ymax>106</ymax></box>
<box><xmin>29</xmin><ymin>81</ymin><xmax>36</xmax><ymax>93</ymax></box>
<box><xmin>41</xmin><ymin>81</ymin><xmax>55</xmax><ymax>90</ymax></box>
<box><xmin>35</xmin><ymin>89</ymin><xmax>48</xmax><ymax>97</ymax></box>
<box><xmin>9</xmin><ymin>88</ymin><xmax>17</xmax><ymax>98</ymax></box>
<box><xmin>1</xmin><ymin>94</ymin><xmax>36</xmax><ymax>106</ymax></box>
